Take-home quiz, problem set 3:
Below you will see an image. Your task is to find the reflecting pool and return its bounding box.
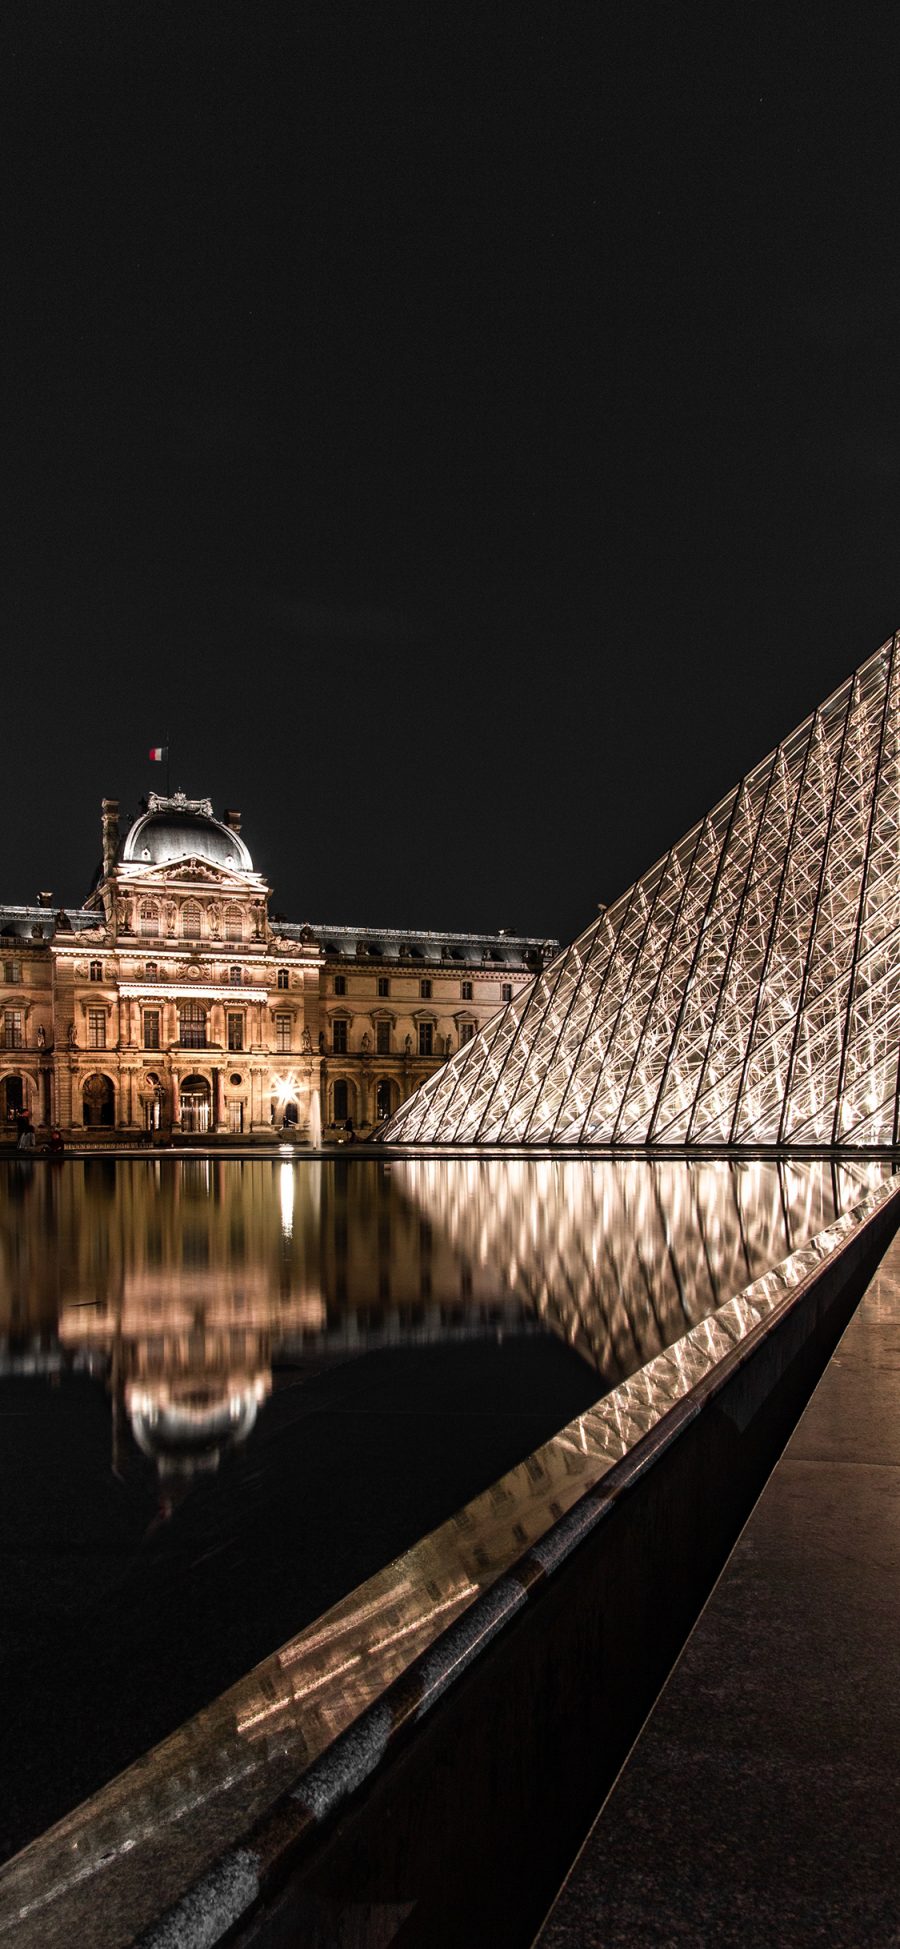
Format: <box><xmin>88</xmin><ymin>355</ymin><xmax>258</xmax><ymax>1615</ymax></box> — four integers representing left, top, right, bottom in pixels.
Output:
<box><xmin>0</xmin><ymin>1153</ymin><xmax>889</xmax><ymax>1860</ymax></box>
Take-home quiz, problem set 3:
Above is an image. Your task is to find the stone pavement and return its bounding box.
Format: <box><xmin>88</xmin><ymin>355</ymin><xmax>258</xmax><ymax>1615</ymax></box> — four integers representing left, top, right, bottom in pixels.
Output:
<box><xmin>536</xmin><ymin>1229</ymin><xmax>900</xmax><ymax>1948</ymax></box>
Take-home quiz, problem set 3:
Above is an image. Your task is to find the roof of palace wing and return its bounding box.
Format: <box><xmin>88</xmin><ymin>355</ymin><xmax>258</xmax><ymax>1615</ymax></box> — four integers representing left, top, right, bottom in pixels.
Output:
<box><xmin>120</xmin><ymin>795</ymin><xmax>254</xmax><ymax>873</ymax></box>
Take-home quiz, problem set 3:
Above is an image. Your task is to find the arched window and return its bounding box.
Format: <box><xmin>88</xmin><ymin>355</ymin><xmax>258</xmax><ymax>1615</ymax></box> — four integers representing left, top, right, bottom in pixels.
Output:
<box><xmin>224</xmin><ymin>904</ymin><xmax>243</xmax><ymax>942</ymax></box>
<box><xmin>82</xmin><ymin>1073</ymin><xmax>115</xmax><ymax>1128</ymax></box>
<box><xmin>145</xmin><ymin>961</ymin><xmax>158</xmax><ymax>978</ymax></box>
<box><xmin>139</xmin><ymin>902</ymin><xmax>159</xmax><ymax>937</ymax></box>
<box><xmin>333</xmin><ymin>1079</ymin><xmax>349</xmax><ymax>1122</ymax></box>
<box><xmin>0</xmin><ymin>1074</ymin><xmax>26</xmax><ymax>1120</ymax></box>
<box><xmin>89</xmin><ymin>960</ymin><xmax>103</xmax><ymax>982</ymax></box>
<box><xmin>178</xmin><ymin>1001</ymin><xmax>207</xmax><ymax>1048</ymax></box>
<box><xmin>229</xmin><ymin>965</ymin><xmax>242</xmax><ymax>985</ymax></box>
<box><xmin>376</xmin><ymin>1078</ymin><xmax>398</xmax><ymax>1120</ymax></box>
<box><xmin>182</xmin><ymin>901</ymin><xmax>202</xmax><ymax>939</ymax></box>
<box><xmin>180</xmin><ymin>1074</ymin><xmax>211</xmax><ymax>1134</ymax></box>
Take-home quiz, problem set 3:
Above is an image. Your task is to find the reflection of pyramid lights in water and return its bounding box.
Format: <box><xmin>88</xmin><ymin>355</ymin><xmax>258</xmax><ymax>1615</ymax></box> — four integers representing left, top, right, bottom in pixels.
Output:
<box><xmin>395</xmin><ymin>1155</ymin><xmax>888</xmax><ymax>1382</ymax></box>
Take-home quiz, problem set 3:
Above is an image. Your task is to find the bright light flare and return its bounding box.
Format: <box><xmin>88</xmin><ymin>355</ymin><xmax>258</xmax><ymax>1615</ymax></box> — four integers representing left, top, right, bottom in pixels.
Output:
<box><xmin>279</xmin><ymin>1160</ymin><xmax>294</xmax><ymax>1237</ymax></box>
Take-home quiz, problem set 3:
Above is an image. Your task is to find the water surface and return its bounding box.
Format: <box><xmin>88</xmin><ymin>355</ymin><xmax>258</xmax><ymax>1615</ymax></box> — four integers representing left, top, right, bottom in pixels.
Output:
<box><xmin>0</xmin><ymin>1153</ymin><xmax>886</xmax><ymax>1859</ymax></box>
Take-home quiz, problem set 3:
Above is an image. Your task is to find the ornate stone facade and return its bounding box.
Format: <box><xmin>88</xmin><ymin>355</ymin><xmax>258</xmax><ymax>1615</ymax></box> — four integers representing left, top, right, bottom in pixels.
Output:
<box><xmin>0</xmin><ymin>793</ymin><xmax>555</xmax><ymax>1142</ymax></box>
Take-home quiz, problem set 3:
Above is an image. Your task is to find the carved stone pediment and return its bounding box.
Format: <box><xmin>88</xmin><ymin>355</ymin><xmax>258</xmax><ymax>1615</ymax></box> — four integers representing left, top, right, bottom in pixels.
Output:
<box><xmin>121</xmin><ymin>857</ymin><xmax>255</xmax><ymax>890</ymax></box>
<box><xmin>164</xmin><ymin>859</ymin><xmax>233</xmax><ymax>884</ymax></box>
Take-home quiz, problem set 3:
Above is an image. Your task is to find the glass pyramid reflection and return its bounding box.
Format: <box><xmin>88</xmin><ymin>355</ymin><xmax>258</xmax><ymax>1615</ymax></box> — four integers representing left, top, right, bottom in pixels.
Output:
<box><xmin>382</xmin><ymin>633</ymin><xmax>900</xmax><ymax>1147</ymax></box>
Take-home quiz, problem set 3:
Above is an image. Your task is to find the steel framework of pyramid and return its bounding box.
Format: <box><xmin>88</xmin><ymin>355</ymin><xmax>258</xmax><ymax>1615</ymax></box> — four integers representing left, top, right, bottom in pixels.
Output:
<box><xmin>382</xmin><ymin>631</ymin><xmax>900</xmax><ymax>1148</ymax></box>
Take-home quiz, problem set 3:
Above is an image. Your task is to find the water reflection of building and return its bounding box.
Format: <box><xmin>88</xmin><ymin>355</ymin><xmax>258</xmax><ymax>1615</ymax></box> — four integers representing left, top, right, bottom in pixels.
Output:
<box><xmin>0</xmin><ymin>793</ymin><xmax>554</xmax><ymax>1141</ymax></box>
<box><xmin>1</xmin><ymin>1159</ymin><xmax>532</xmax><ymax>1478</ymax></box>
<box><xmin>5</xmin><ymin>1156</ymin><xmax>877</xmax><ymax>1485</ymax></box>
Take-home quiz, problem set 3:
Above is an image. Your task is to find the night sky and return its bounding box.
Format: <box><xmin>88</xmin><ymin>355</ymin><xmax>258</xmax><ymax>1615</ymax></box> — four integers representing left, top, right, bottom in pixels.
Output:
<box><xmin>6</xmin><ymin>8</ymin><xmax>900</xmax><ymax>943</ymax></box>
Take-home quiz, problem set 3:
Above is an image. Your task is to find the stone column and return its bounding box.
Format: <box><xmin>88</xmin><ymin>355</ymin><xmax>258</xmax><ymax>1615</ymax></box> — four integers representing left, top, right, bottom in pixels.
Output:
<box><xmin>171</xmin><ymin>1070</ymin><xmax>180</xmax><ymax>1126</ymax></box>
<box><xmin>214</xmin><ymin>1067</ymin><xmax>225</xmax><ymax>1129</ymax></box>
<box><xmin>54</xmin><ymin>1059</ymin><xmax>70</xmax><ymax>1129</ymax></box>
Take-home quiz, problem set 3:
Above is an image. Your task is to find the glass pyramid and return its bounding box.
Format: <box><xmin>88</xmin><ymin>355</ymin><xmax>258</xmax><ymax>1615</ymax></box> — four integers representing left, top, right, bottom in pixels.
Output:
<box><xmin>382</xmin><ymin>633</ymin><xmax>900</xmax><ymax>1147</ymax></box>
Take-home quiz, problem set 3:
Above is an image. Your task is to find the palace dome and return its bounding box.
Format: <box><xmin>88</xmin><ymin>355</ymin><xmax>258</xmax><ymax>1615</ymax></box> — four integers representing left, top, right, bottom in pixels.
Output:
<box><xmin>121</xmin><ymin>796</ymin><xmax>253</xmax><ymax>872</ymax></box>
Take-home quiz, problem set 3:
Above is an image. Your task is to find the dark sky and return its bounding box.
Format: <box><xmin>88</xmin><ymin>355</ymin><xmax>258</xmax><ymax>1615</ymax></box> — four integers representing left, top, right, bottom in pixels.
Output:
<box><xmin>6</xmin><ymin>7</ymin><xmax>900</xmax><ymax>942</ymax></box>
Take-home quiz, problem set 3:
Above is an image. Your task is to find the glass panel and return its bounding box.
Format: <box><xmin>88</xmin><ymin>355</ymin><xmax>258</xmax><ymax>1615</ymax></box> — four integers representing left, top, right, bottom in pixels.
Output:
<box><xmin>383</xmin><ymin>635</ymin><xmax>900</xmax><ymax>1150</ymax></box>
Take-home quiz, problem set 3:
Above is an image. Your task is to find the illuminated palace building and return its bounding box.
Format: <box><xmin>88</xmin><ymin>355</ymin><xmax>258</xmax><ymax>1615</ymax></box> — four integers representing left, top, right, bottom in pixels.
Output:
<box><xmin>0</xmin><ymin>794</ymin><xmax>554</xmax><ymax>1142</ymax></box>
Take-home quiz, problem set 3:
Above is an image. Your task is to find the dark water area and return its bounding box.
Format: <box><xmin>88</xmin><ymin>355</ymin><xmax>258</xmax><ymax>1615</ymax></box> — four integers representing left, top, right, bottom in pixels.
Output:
<box><xmin>0</xmin><ymin>1154</ymin><xmax>888</xmax><ymax>1861</ymax></box>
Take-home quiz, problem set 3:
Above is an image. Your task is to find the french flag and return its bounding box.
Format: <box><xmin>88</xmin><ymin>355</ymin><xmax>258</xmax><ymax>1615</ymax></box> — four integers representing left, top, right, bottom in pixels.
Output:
<box><xmin>149</xmin><ymin>746</ymin><xmax>166</xmax><ymax>762</ymax></box>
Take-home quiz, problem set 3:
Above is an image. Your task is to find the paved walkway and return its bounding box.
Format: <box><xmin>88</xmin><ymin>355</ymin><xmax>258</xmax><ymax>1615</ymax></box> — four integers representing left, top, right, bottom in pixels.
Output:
<box><xmin>536</xmin><ymin>1230</ymin><xmax>900</xmax><ymax>1948</ymax></box>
